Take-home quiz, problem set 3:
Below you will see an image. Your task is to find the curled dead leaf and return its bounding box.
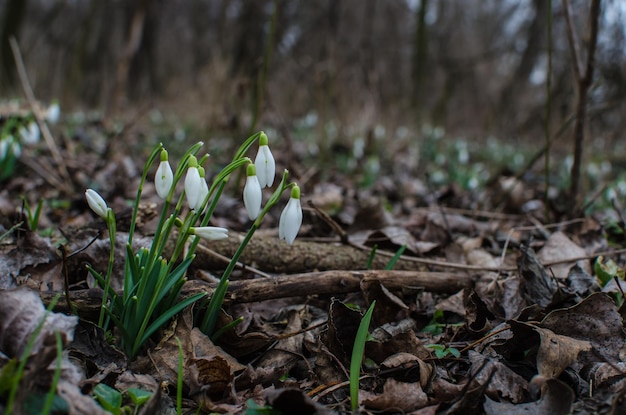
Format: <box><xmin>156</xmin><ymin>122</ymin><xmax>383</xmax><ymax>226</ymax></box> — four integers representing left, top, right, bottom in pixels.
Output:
<box><xmin>188</xmin><ymin>355</ymin><xmax>233</xmax><ymax>400</ymax></box>
<box><xmin>534</xmin><ymin>326</ymin><xmax>592</xmax><ymax>378</ymax></box>
<box><xmin>380</xmin><ymin>353</ymin><xmax>433</xmax><ymax>388</ymax></box>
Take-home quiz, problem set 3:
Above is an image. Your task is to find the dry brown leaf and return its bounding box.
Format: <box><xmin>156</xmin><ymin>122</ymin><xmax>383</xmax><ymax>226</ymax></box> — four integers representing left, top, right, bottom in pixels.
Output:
<box><xmin>114</xmin><ymin>371</ymin><xmax>161</xmax><ymax>415</ymax></box>
<box><xmin>468</xmin><ymin>351</ymin><xmax>528</xmax><ymax>403</ymax></box>
<box><xmin>326</xmin><ymin>298</ymin><xmax>362</xmax><ymax>366</ymax></box>
<box><xmin>361</xmin><ymin>378</ymin><xmax>431</xmax><ymax>412</ymax></box>
<box><xmin>0</xmin><ymin>287</ymin><xmax>77</xmax><ymax>358</ymax></box>
<box><xmin>249</xmin><ymin>308</ymin><xmax>305</xmax><ymax>385</ymax></box>
<box><xmin>380</xmin><ymin>353</ymin><xmax>433</xmax><ymax>388</ymax></box>
<box><xmin>517</xmin><ymin>245</ymin><xmax>558</xmax><ymax>307</ymax></box>
<box><xmin>464</xmin><ymin>290</ymin><xmax>495</xmax><ymax>334</ymax></box>
<box><xmin>538</xmin><ymin>231</ymin><xmax>590</xmax><ymax>280</ymax></box>
<box><xmin>0</xmin><ymin>231</ymin><xmax>60</xmax><ymax>290</ymax></box>
<box><xmin>534</xmin><ymin>326</ymin><xmax>592</xmax><ymax>378</ymax></box>
<box><xmin>264</xmin><ymin>388</ymin><xmax>335</xmax><ymax>415</ymax></box>
<box><xmin>581</xmin><ymin>361</ymin><xmax>626</xmax><ymax>392</ymax></box>
<box><xmin>483</xmin><ymin>378</ymin><xmax>574</xmax><ymax>415</ymax></box>
<box><xmin>361</xmin><ymin>279</ymin><xmax>408</xmax><ymax>325</ymax></box>
<box><xmin>540</xmin><ymin>293</ymin><xmax>624</xmax><ymax>364</ymax></box>
<box><xmin>57</xmin><ymin>380</ymin><xmax>110</xmax><ymax>415</ymax></box>
<box><xmin>188</xmin><ymin>355</ymin><xmax>233</xmax><ymax>399</ymax></box>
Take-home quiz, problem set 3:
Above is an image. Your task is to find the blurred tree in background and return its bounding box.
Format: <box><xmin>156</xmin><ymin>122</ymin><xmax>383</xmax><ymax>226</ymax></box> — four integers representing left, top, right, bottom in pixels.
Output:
<box><xmin>0</xmin><ymin>0</ymin><xmax>624</xmax><ymax>145</ymax></box>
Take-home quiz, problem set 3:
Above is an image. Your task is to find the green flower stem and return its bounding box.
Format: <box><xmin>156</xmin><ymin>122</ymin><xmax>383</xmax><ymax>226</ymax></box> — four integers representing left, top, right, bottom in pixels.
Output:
<box><xmin>169</xmin><ymin>211</ymin><xmax>197</xmax><ymax>266</ymax></box>
<box><xmin>99</xmin><ymin>208</ymin><xmax>117</xmax><ymax>328</ymax></box>
<box><xmin>201</xmin><ymin>222</ymin><xmax>258</xmax><ymax>336</ymax></box>
<box><xmin>183</xmin><ymin>156</ymin><xmax>251</xmax><ymax>262</ymax></box>
<box><xmin>127</xmin><ymin>144</ymin><xmax>165</xmax><ymax>243</ymax></box>
<box><xmin>200</xmin><ymin>170</ymin><xmax>291</xmax><ymax>336</ymax></box>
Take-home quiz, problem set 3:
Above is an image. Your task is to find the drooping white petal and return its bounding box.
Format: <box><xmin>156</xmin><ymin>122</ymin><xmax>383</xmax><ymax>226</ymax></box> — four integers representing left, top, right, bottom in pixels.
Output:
<box><xmin>243</xmin><ymin>174</ymin><xmax>262</xmax><ymax>220</ymax></box>
<box><xmin>194</xmin><ymin>177</ymin><xmax>209</xmax><ymax>212</ymax></box>
<box><xmin>192</xmin><ymin>226</ymin><xmax>229</xmax><ymax>240</ymax></box>
<box><xmin>154</xmin><ymin>160</ymin><xmax>174</xmax><ymax>199</ymax></box>
<box><xmin>279</xmin><ymin>197</ymin><xmax>302</xmax><ymax>245</ymax></box>
<box><xmin>254</xmin><ymin>145</ymin><xmax>276</xmax><ymax>188</ymax></box>
<box><xmin>185</xmin><ymin>166</ymin><xmax>202</xmax><ymax>210</ymax></box>
<box><xmin>85</xmin><ymin>189</ymin><xmax>108</xmax><ymax>219</ymax></box>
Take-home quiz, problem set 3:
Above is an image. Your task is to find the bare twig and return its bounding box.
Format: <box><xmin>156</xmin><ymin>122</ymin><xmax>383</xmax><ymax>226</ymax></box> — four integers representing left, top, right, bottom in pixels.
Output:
<box><xmin>561</xmin><ymin>0</ymin><xmax>602</xmax><ymax>212</ymax></box>
<box><xmin>9</xmin><ymin>36</ymin><xmax>72</xmax><ymax>192</ymax></box>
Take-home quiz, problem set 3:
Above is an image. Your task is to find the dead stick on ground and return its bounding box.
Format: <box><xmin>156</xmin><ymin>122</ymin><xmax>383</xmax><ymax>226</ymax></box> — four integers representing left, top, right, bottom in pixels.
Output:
<box><xmin>9</xmin><ymin>36</ymin><xmax>72</xmax><ymax>192</ymax></box>
<box><xmin>41</xmin><ymin>270</ymin><xmax>473</xmax><ymax>313</ymax></box>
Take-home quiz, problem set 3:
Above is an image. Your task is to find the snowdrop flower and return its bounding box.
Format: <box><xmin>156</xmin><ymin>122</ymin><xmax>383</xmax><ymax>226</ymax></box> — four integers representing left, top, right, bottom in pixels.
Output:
<box><xmin>85</xmin><ymin>189</ymin><xmax>108</xmax><ymax>219</ymax></box>
<box><xmin>19</xmin><ymin>121</ymin><xmax>40</xmax><ymax>145</ymax></box>
<box><xmin>0</xmin><ymin>137</ymin><xmax>19</xmax><ymax>159</ymax></box>
<box><xmin>46</xmin><ymin>101</ymin><xmax>61</xmax><ymax>124</ymax></box>
<box><xmin>191</xmin><ymin>226</ymin><xmax>229</xmax><ymax>240</ymax></box>
<box><xmin>154</xmin><ymin>149</ymin><xmax>173</xmax><ymax>199</ymax></box>
<box><xmin>195</xmin><ymin>166</ymin><xmax>209</xmax><ymax>212</ymax></box>
<box><xmin>279</xmin><ymin>185</ymin><xmax>302</xmax><ymax>245</ymax></box>
<box><xmin>243</xmin><ymin>163</ymin><xmax>262</xmax><ymax>220</ymax></box>
<box><xmin>254</xmin><ymin>132</ymin><xmax>275</xmax><ymax>188</ymax></box>
<box><xmin>184</xmin><ymin>155</ymin><xmax>202</xmax><ymax>210</ymax></box>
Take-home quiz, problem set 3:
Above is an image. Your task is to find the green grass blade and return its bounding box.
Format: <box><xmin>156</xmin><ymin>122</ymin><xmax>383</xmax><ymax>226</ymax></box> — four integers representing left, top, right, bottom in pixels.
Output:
<box><xmin>384</xmin><ymin>245</ymin><xmax>406</xmax><ymax>270</ymax></box>
<box><xmin>366</xmin><ymin>244</ymin><xmax>377</xmax><ymax>270</ymax></box>
<box><xmin>41</xmin><ymin>331</ymin><xmax>63</xmax><ymax>415</ymax></box>
<box><xmin>350</xmin><ymin>301</ymin><xmax>376</xmax><ymax>412</ymax></box>
<box><xmin>135</xmin><ymin>292</ymin><xmax>205</xmax><ymax>357</ymax></box>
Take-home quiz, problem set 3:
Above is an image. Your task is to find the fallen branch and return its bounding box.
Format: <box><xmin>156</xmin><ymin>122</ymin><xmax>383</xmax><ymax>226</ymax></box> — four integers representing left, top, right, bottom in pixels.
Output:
<box><xmin>41</xmin><ymin>270</ymin><xmax>473</xmax><ymax>314</ymax></box>
<box><xmin>191</xmin><ymin>234</ymin><xmax>429</xmax><ymax>273</ymax></box>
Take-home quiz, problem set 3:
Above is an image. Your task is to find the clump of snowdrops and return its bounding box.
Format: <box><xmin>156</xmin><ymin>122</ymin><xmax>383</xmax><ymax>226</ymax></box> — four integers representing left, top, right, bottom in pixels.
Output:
<box><xmin>85</xmin><ymin>131</ymin><xmax>302</xmax><ymax>359</ymax></box>
<box><xmin>0</xmin><ymin>101</ymin><xmax>59</xmax><ymax>181</ymax></box>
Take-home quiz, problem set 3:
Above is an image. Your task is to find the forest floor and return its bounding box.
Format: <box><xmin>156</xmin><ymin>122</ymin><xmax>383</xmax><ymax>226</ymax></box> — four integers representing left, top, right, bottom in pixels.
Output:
<box><xmin>1</xmin><ymin>105</ymin><xmax>626</xmax><ymax>415</ymax></box>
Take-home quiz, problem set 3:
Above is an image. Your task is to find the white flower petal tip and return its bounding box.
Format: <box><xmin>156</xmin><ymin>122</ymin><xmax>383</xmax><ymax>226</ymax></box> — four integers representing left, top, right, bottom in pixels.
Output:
<box><xmin>254</xmin><ymin>133</ymin><xmax>275</xmax><ymax>188</ymax></box>
<box><xmin>85</xmin><ymin>189</ymin><xmax>108</xmax><ymax>219</ymax></box>
<box><xmin>192</xmin><ymin>226</ymin><xmax>229</xmax><ymax>240</ymax></box>
<box><xmin>279</xmin><ymin>186</ymin><xmax>302</xmax><ymax>245</ymax></box>
<box><xmin>154</xmin><ymin>156</ymin><xmax>174</xmax><ymax>199</ymax></box>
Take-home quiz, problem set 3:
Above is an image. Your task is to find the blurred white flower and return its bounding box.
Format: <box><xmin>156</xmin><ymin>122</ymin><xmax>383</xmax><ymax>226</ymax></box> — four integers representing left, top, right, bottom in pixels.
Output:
<box><xmin>46</xmin><ymin>102</ymin><xmax>61</xmax><ymax>124</ymax></box>
<box><xmin>20</xmin><ymin>121</ymin><xmax>40</xmax><ymax>145</ymax></box>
